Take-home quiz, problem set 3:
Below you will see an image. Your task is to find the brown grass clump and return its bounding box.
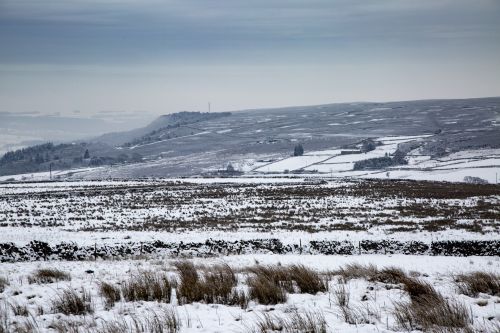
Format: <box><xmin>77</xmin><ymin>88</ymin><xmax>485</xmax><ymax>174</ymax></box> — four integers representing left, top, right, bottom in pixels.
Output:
<box><xmin>394</xmin><ymin>277</ymin><xmax>472</xmax><ymax>332</ymax></box>
<box><xmin>374</xmin><ymin>267</ymin><xmax>407</xmax><ymax>285</ymax></box>
<box><xmin>334</xmin><ymin>263</ymin><xmax>408</xmax><ymax>285</ymax></box>
<box><xmin>99</xmin><ymin>282</ymin><xmax>121</xmax><ymax>308</ymax></box>
<box><xmin>248</xmin><ymin>264</ymin><xmax>327</xmax><ymax>294</ymax></box>
<box><xmin>333</xmin><ymin>284</ymin><xmax>350</xmax><ymax>308</ymax></box>
<box><xmin>49</xmin><ymin>317</ymin><xmax>91</xmax><ymax>333</ymax></box>
<box><xmin>288</xmin><ymin>265</ymin><xmax>328</xmax><ymax>294</ymax></box>
<box><xmin>455</xmin><ymin>271</ymin><xmax>500</xmax><ymax>297</ymax></box>
<box><xmin>174</xmin><ymin>261</ymin><xmax>246</xmax><ymax>306</ymax></box>
<box><xmin>8</xmin><ymin>317</ymin><xmax>39</xmax><ymax>333</ymax></box>
<box><xmin>121</xmin><ymin>271</ymin><xmax>173</xmax><ymax>303</ymax></box>
<box><xmin>28</xmin><ymin>268</ymin><xmax>70</xmax><ymax>284</ymax></box>
<box><xmin>334</xmin><ymin>263</ymin><xmax>379</xmax><ymax>282</ymax></box>
<box><xmin>401</xmin><ymin>277</ymin><xmax>441</xmax><ymax>303</ymax></box>
<box><xmin>248</xmin><ymin>265</ymin><xmax>294</xmax><ymax>292</ymax></box>
<box><xmin>332</xmin><ymin>264</ymin><xmax>473</xmax><ymax>330</ymax></box>
<box><xmin>251</xmin><ymin>310</ymin><xmax>327</xmax><ymax>333</ymax></box>
<box><xmin>0</xmin><ymin>277</ymin><xmax>8</xmax><ymax>293</ymax></box>
<box><xmin>332</xmin><ymin>284</ymin><xmax>374</xmax><ymax>325</ymax></box>
<box><xmin>394</xmin><ymin>295</ymin><xmax>471</xmax><ymax>332</ymax></box>
<box><xmin>246</xmin><ymin>264</ymin><xmax>328</xmax><ymax>305</ymax></box>
<box><xmin>93</xmin><ymin>308</ymin><xmax>181</xmax><ymax>333</ymax></box>
<box><xmin>9</xmin><ymin>301</ymin><xmax>30</xmax><ymax>317</ymax></box>
<box><xmin>51</xmin><ymin>288</ymin><xmax>93</xmax><ymax>315</ymax></box>
<box><xmin>248</xmin><ymin>273</ymin><xmax>288</xmax><ymax>305</ymax></box>
<box><xmin>174</xmin><ymin>261</ymin><xmax>199</xmax><ymax>303</ymax></box>
<box><xmin>0</xmin><ymin>303</ymin><xmax>8</xmax><ymax>333</ymax></box>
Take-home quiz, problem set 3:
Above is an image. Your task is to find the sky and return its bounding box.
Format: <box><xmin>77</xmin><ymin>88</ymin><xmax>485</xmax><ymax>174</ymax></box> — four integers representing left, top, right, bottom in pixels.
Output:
<box><xmin>1</xmin><ymin>0</ymin><xmax>500</xmax><ymax>117</ymax></box>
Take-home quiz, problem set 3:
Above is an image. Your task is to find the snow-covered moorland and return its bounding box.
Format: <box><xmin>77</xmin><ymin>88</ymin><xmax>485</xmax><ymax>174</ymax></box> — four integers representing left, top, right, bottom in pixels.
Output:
<box><xmin>0</xmin><ymin>178</ymin><xmax>499</xmax><ymax>332</ymax></box>
<box><xmin>0</xmin><ymin>179</ymin><xmax>498</xmax><ymax>248</ymax></box>
<box><xmin>0</xmin><ymin>255</ymin><xmax>499</xmax><ymax>332</ymax></box>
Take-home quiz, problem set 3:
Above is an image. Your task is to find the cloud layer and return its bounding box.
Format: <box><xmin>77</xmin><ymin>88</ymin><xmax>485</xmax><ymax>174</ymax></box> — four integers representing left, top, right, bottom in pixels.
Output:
<box><xmin>1</xmin><ymin>0</ymin><xmax>499</xmax><ymax>114</ymax></box>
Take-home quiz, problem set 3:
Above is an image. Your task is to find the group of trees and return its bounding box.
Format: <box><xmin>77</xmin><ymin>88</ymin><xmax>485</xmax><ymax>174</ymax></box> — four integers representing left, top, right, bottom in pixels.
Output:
<box><xmin>360</xmin><ymin>138</ymin><xmax>382</xmax><ymax>153</ymax></box>
<box><xmin>0</xmin><ymin>142</ymin><xmax>143</xmax><ymax>176</ymax></box>
<box><xmin>353</xmin><ymin>149</ymin><xmax>408</xmax><ymax>170</ymax></box>
<box><xmin>0</xmin><ymin>143</ymin><xmax>60</xmax><ymax>166</ymax></box>
<box><xmin>294</xmin><ymin>144</ymin><xmax>304</xmax><ymax>156</ymax></box>
<box><xmin>290</xmin><ymin>139</ymin><xmax>383</xmax><ymax>159</ymax></box>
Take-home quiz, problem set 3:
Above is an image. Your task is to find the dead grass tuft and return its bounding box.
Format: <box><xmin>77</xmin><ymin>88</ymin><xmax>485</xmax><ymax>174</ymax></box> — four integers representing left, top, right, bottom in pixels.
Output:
<box><xmin>247</xmin><ymin>264</ymin><xmax>328</xmax><ymax>305</ymax></box>
<box><xmin>250</xmin><ymin>310</ymin><xmax>327</xmax><ymax>333</ymax></box>
<box><xmin>9</xmin><ymin>316</ymin><xmax>39</xmax><ymax>333</ymax></box>
<box><xmin>121</xmin><ymin>270</ymin><xmax>173</xmax><ymax>303</ymax></box>
<box><xmin>51</xmin><ymin>288</ymin><xmax>93</xmax><ymax>315</ymax></box>
<box><xmin>97</xmin><ymin>308</ymin><xmax>181</xmax><ymax>333</ymax></box>
<box><xmin>0</xmin><ymin>303</ymin><xmax>8</xmax><ymax>333</ymax></box>
<box><xmin>394</xmin><ymin>277</ymin><xmax>472</xmax><ymax>332</ymax></box>
<box><xmin>248</xmin><ymin>273</ymin><xmax>287</xmax><ymax>305</ymax></box>
<box><xmin>174</xmin><ymin>261</ymin><xmax>246</xmax><ymax>306</ymax></box>
<box><xmin>334</xmin><ymin>263</ymin><xmax>408</xmax><ymax>285</ymax></box>
<box><xmin>401</xmin><ymin>277</ymin><xmax>441</xmax><ymax>303</ymax></box>
<box><xmin>28</xmin><ymin>268</ymin><xmax>70</xmax><ymax>284</ymax></box>
<box><xmin>333</xmin><ymin>284</ymin><xmax>350</xmax><ymax>308</ymax></box>
<box><xmin>332</xmin><ymin>284</ymin><xmax>370</xmax><ymax>324</ymax></box>
<box><xmin>0</xmin><ymin>277</ymin><xmax>8</xmax><ymax>293</ymax></box>
<box><xmin>48</xmin><ymin>316</ymin><xmax>96</xmax><ymax>333</ymax></box>
<box><xmin>455</xmin><ymin>271</ymin><xmax>500</xmax><ymax>297</ymax></box>
<box><xmin>99</xmin><ymin>282</ymin><xmax>121</xmax><ymax>309</ymax></box>
<box><xmin>334</xmin><ymin>263</ymin><xmax>379</xmax><ymax>282</ymax></box>
<box><xmin>374</xmin><ymin>267</ymin><xmax>407</xmax><ymax>285</ymax></box>
<box><xmin>288</xmin><ymin>265</ymin><xmax>328</xmax><ymax>294</ymax></box>
<box><xmin>9</xmin><ymin>301</ymin><xmax>30</xmax><ymax>317</ymax></box>
<box><xmin>248</xmin><ymin>265</ymin><xmax>294</xmax><ymax>292</ymax></box>
<box><xmin>394</xmin><ymin>296</ymin><xmax>472</xmax><ymax>332</ymax></box>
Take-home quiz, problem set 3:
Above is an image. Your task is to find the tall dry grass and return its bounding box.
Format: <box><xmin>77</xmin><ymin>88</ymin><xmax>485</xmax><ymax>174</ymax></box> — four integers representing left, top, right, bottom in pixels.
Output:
<box><xmin>175</xmin><ymin>261</ymin><xmax>246</xmax><ymax>306</ymax></box>
<box><xmin>28</xmin><ymin>268</ymin><xmax>70</xmax><ymax>284</ymax></box>
<box><xmin>121</xmin><ymin>271</ymin><xmax>173</xmax><ymax>303</ymax></box>
<box><xmin>51</xmin><ymin>288</ymin><xmax>93</xmax><ymax>315</ymax></box>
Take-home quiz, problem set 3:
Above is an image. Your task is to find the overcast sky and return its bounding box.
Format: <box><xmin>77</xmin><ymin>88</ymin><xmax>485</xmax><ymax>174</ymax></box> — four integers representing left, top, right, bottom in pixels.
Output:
<box><xmin>1</xmin><ymin>0</ymin><xmax>500</xmax><ymax>116</ymax></box>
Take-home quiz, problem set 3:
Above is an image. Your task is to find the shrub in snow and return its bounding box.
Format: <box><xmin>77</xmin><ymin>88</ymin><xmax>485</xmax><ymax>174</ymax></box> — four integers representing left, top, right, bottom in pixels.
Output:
<box><xmin>463</xmin><ymin>176</ymin><xmax>488</xmax><ymax>184</ymax></box>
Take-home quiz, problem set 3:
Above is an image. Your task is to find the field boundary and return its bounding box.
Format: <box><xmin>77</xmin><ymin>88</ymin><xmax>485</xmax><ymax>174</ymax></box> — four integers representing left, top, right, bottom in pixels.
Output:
<box><xmin>1</xmin><ymin>239</ymin><xmax>498</xmax><ymax>262</ymax></box>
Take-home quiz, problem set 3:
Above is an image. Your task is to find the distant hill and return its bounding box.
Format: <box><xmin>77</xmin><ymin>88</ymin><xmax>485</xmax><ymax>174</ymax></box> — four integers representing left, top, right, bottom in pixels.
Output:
<box><xmin>94</xmin><ymin>111</ymin><xmax>231</xmax><ymax>146</ymax></box>
<box><xmin>1</xmin><ymin>97</ymin><xmax>499</xmax><ymax>178</ymax></box>
<box><xmin>0</xmin><ymin>111</ymin><xmax>232</xmax><ymax>176</ymax></box>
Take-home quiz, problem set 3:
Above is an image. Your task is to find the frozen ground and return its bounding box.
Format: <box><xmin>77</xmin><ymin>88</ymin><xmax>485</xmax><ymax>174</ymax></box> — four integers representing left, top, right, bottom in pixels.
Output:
<box><xmin>0</xmin><ymin>178</ymin><xmax>498</xmax><ymax>332</ymax></box>
<box><xmin>0</xmin><ymin>179</ymin><xmax>498</xmax><ymax>247</ymax></box>
<box><xmin>0</xmin><ymin>255</ymin><xmax>498</xmax><ymax>332</ymax></box>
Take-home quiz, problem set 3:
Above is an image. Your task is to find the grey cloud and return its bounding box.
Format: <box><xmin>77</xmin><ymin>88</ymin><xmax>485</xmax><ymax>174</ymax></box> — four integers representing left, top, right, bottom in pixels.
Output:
<box><xmin>0</xmin><ymin>0</ymin><xmax>499</xmax><ymax>115</ymax></box>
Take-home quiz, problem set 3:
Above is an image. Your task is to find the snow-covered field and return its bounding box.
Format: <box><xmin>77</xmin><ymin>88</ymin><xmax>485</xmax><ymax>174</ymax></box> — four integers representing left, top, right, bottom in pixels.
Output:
<box><xmin>0</xmin><ymin>255</ymin><xmax>499</xmax><ymax>332</ymax></box>
<box><xmin>248</xmin><ymin>135</ymin><xmax>500</xmax><ymax>184</ymax></box>
<box><xmin>3</xmin><ymin>135</ymin><xmax>499</xmax><ymax>184</ymax></box>
<box><xmin>0</xmin><ymin>177</ymin><xmax>498</xmax><ymax>332</ymax></box>
<box><xmin>0</xmin><ymin>179</ymin><xmax>498</xmax><ymax>247</ymax></box>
